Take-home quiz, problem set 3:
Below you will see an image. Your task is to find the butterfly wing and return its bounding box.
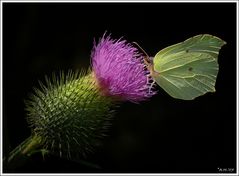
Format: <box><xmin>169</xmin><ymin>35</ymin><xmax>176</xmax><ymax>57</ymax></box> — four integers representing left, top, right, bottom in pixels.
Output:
<box><xmin>153</xmin><ymin>34</ymin><xmax>226</xmax><ymax>100</ymax></box>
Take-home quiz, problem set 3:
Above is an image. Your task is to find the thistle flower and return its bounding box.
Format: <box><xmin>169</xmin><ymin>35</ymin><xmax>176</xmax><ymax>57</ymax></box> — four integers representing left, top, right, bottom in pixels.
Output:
<box><xmin>92</xmin><ymin>34</ymin><xmax>155</xmax><ymax>103</ymax></box>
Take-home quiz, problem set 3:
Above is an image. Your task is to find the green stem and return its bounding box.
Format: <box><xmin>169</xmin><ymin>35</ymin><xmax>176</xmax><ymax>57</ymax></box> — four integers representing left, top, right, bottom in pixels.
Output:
<box><xmin>3</xmin><ymin>135</ymin><xmax>43</xmax><ymax>171</ymax></box>
<box><xmin>4</xmin><ymin>135</ymin><xmax>102</xmax><ymax>171</ymax></box>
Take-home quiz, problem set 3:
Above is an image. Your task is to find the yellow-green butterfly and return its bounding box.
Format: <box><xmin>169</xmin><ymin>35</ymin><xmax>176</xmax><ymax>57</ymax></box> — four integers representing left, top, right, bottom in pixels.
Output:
<box><xmin>137</xmin><ymin>34</ymin><xmax>226</xmax><ymax>100</ymax></box>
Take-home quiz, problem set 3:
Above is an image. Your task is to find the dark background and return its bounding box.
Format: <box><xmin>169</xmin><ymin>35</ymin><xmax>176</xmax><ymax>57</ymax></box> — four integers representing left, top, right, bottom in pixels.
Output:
<box><xmin>2</xmin><ymin>2</ymin><xmax>237</xmax><ymax>174</ymax></box>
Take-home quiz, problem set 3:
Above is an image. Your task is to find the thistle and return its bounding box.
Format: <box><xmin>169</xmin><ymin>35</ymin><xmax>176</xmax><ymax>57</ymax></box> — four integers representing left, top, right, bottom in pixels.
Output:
<box><xmin>4</xmin><ymin>34</ymin><xmax>154</xmax><ymax>170</ymax></box>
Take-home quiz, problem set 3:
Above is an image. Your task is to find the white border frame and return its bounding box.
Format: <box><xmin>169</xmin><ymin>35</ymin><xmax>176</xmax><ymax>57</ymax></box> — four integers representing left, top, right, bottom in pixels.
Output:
<box><xmin>0</xmin><ymin>1</ymin><xmax>238</xmax><ymax>176</ymax></box>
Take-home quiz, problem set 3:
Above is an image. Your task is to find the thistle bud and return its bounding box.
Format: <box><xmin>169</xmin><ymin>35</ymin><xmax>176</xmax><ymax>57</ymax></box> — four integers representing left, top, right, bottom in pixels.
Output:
<box><xmin>25</xmin><ymin>71</ymin><xmax>113</xmax><ymax>158</ymax></box>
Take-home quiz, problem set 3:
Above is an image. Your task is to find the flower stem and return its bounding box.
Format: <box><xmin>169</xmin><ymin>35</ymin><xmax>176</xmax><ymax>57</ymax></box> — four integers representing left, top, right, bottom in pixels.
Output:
<box><xmin>3</xmin><ymin>135</ymin><xmax>42</xmax><ymax>171</ymax></box>
<box><xmin>3</xmin><ymin>135</ymin><xmax>102</xmax><ymax>171</ymax></box>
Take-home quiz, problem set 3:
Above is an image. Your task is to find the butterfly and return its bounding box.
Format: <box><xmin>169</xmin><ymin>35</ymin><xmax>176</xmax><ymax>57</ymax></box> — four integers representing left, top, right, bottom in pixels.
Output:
<box><xmin>134</xmin><ymin>34</ymin><xmax>226</xmax><ymax>100</ymax></box>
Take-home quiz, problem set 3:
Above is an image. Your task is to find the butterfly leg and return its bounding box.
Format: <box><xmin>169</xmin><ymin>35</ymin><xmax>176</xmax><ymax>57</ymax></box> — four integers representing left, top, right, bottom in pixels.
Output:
<box><xmin>149</xmin><ymin>79</ymin><xmax>156</xmax><ymax>94</ymax></box>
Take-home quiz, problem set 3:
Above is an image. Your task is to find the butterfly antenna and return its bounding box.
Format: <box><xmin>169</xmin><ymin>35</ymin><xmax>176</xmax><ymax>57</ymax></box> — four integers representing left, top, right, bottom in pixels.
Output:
<box><xmin>132</xmin><ymin>42</ymin><xmax>157</xmax><ymax>77</ymax></box>
<box><xmin>132</xmin><ymin>42</ymin><xmax>150</xmax><ymax>60</ymax></box>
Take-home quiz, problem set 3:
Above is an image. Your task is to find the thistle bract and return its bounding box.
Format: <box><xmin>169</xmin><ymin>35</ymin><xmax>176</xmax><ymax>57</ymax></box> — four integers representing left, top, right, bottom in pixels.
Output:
<box><xmin>25</xmin><ymin>71</ymin><xmax>113</xmax><ymax>158</ymax></box>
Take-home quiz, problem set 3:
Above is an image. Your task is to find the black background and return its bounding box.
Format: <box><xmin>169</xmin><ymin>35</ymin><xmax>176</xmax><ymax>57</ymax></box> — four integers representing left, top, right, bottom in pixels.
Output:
<box><xmin>2</xmin><ymin>2</ymin><xmax>237</xmax><ymax>174</ymax></box>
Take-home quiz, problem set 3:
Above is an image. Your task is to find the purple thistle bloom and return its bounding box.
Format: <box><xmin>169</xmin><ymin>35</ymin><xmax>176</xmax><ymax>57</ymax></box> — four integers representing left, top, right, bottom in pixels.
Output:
<box><xmin>91</xmin><ymin>34</ymin><xmax>156</xmax><ymax>103</ymax></box>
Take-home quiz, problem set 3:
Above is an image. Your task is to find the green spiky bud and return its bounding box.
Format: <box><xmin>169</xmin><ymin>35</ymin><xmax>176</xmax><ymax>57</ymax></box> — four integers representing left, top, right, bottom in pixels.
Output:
<box><xmin>25</xmin><ymin>70</ymin><xmax>114</xmax><ymax>158</ymax></box>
